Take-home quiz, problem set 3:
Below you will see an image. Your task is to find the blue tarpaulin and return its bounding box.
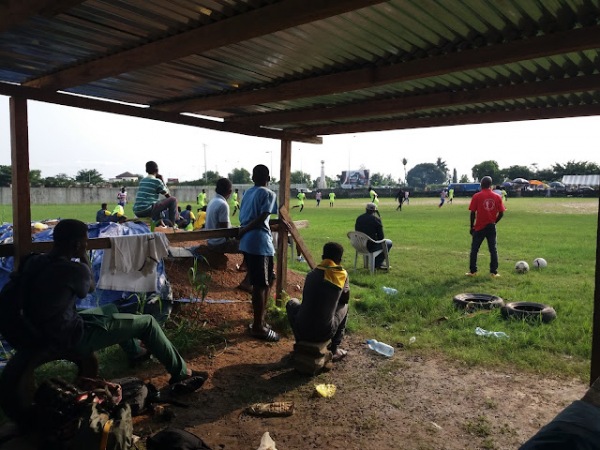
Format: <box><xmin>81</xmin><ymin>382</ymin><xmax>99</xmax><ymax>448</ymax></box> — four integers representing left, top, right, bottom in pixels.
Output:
<box><xmin>1</xmin><ymin>221</ymin><xmax>172</xmax><ymax>310</ymax></box>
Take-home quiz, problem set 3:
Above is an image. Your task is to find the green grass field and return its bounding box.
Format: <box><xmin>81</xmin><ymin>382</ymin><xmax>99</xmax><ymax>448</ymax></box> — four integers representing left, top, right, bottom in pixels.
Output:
<box><xmin>283</xmin><ymin>196</ymin><xmax>598</xmax><ymax>380</ymax></box>
<box><xmin>3</xmin><ymin>196</ymin><xmax>598</xmax><ymax>380</ymax></box>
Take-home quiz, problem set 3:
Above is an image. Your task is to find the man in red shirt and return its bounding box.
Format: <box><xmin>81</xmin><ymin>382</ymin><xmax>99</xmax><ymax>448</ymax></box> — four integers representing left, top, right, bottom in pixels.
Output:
<box><xmin>466</xmin><ymin>176</ymin><xmax>506</xmax><ymax>278</ymax></box>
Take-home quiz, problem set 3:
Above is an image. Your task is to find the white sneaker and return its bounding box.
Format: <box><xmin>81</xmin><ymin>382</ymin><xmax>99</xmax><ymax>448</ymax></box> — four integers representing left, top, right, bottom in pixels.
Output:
<box><xmin>296</xmin><ymin>256</ymin><xmax>305</xmax><ymax>262</ymax></box>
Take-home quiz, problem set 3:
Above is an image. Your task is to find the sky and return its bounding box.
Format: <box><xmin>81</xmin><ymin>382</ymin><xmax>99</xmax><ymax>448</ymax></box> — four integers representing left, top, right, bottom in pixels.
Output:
<box><xmin>1</xmin><ymin>95</ymin><xmax>599</xmax><ymax>184</ymax></box>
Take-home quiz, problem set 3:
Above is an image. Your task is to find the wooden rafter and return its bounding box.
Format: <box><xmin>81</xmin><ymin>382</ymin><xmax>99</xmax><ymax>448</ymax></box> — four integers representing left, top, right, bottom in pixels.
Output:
<box><xmin>0</xmin><ymin>0</ymin><xmax>85</xmax><ymax>32</ymax></box>
<box><xmin>0</xmin><ymin>83</ymin><xmax>321</xmax><ymax>144</ymax></box>
<box><xmin>158</xmin><ymin>25</ymin><xmax>600</xmax><ymax>113</ymax></box>
<box><xmin>297</xmin><ymin>104</ymin><xmax>600</xmax><ymax>135</ymax></box>
<box><xmin>230</xmin><ymin>74</ymin><xmax>600</xmax><ymax>126</ymax></box>
<box><xmin>24</xmin><ymin>0</ymin><xmax>386</xmax><ymax>90</ymax></box>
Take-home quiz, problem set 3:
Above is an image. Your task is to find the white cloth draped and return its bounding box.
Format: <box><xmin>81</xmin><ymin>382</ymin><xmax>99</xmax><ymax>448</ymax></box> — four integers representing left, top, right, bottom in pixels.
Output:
<box><xmin>98</xmin><ymin>233</ymin><xmax>169</xmax><ymax>292</ymax></box>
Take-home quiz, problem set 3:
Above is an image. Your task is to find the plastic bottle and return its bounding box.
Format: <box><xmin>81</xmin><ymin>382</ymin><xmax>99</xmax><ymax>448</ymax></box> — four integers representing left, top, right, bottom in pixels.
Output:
<box><xmin>366</xmin><ymin>339</ymin><xmax>395</xmax><ymax>357</ymax></box>
<box><xmin>475</xmin><ymin>327</ymin><xmax>509</xmax><ymax>338</ymax></box>
<box><xmin>382</xmin><ymin>286</ymin><xmax>398</xmax><ymax>295</ymax></box>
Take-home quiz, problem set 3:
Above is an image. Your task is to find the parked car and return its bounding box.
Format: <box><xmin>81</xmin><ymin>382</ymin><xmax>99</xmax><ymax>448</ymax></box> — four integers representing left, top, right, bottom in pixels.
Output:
<box><xmin>571</xmin><ymin>186</ymin><xmax>596</xmax><ymax>197</ymax></box>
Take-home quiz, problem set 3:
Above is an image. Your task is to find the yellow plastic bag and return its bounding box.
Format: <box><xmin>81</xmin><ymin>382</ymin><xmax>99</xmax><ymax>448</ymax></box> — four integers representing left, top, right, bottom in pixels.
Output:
<box><xmin>315</xmin><ymin>384</ymin><xmax>336</xmax><ymax>398</ymax></box>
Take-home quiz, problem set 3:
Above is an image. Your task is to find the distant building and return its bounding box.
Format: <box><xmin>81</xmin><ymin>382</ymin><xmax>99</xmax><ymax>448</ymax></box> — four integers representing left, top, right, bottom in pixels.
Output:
<box><xmin>562</xmin><ymin>175</ymin><xmax>600</xmax><ymax>188</ymax></box>
<box><xmin>167</xmin><ymin>178</ymin><xmax>179</xmax><ymax>185</ymax></box>
<box><xmin>109</xmin><ymin>171</ymin><xmax>139</xmax><ymax>183</ymax></box>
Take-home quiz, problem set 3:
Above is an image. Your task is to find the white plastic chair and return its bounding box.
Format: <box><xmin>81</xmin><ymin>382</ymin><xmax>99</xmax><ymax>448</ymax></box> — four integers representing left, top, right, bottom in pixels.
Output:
<box><xmin>347</xmin><ymin>231</ymin><xmax>390</xmax><ymax>274</ymax></box>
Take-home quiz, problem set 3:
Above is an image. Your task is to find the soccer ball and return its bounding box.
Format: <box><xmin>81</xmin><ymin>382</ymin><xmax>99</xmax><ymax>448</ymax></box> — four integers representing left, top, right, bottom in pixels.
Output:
<box><xmin>515</xmin><ymin>261</ymin><xmax>530</xmax><ymax>274</ymax></box>
<box><xmin>533</xmin><ymin>258</ymin><xmax>547</xmax><ymax>269</ymax></box>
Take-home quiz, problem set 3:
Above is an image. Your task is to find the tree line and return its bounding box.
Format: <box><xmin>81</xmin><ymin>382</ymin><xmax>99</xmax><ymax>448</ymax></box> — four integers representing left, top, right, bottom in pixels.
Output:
<box><xmin>404</xmin><ymin>159</ymin><xmax>600</xmax><ymax>189</ymax></box>
<box><xmin>1</xmin><ymin>159</ymin><xmax>598</xmax><ymax>189</ymax></box>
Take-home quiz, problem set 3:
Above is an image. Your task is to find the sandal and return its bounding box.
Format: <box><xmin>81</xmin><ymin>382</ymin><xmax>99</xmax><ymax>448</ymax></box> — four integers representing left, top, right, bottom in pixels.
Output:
<box><xmin>169</xmin><ymin>370</ymin><xmax>209</xmax><ymax>395</ymax></box>
<box><xmin>251</xmin><ymin>328</ymin><xmax>280</xmax><ymax>342</ymax></box>
<box><xmin>249</xmin><ymin>323</ymin><xmax>272</xmax><ymax>332</ymax></box>
<box><xmin>332</xmin><ymin>348</ymin><xmax>348</xmax><ymax>362</ymax></box>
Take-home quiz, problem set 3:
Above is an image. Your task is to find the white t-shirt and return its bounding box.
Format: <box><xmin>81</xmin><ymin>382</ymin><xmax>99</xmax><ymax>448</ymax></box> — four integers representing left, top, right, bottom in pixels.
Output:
<box><xmin>205</xmin><ymin>194</ymin><xmax>231</xmax><ymax>246</ymax></box>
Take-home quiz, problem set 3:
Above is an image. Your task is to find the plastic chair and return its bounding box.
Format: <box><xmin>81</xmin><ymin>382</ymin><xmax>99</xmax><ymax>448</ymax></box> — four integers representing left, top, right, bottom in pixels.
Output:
<box><xmin>347</xmin><ymin>231</ymin><xmax>389</xmax><ymax>273</ymax></box>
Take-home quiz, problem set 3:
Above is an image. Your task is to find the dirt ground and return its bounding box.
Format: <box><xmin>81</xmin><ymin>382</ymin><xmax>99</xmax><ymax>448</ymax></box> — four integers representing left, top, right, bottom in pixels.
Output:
<box><xmin>133</xmin><ymin>249</ymin><xmax>588</xmax><ymax>450</ymax></box>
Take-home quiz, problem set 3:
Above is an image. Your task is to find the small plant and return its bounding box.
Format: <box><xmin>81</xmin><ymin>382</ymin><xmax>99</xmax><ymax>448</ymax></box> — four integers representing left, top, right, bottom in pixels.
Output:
<box><xmin>463</xmin><ymin>415</ymin><xmax>492</xmax><ymax>437</ymax></box>
<box><xmin>188</xmin><ymin>256</ymin><xmax>211</xmax><ymax>302</ymax></box>
<box><xmin>484</xmin><ymin>397</ymin><xmax>498</xmax><ymax>410</ymax></box>
<box><xmin>135</xmin><ymin>292</ymin><xmax>148</xmax><ymax>314</ymax></box>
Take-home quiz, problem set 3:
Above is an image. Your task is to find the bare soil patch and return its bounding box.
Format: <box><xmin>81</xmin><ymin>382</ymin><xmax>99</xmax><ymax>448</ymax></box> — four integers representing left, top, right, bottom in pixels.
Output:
<box><xmin>133</xmin><ymin>248</ymin><xmax>586</xmax><ymax>450</ymax></box>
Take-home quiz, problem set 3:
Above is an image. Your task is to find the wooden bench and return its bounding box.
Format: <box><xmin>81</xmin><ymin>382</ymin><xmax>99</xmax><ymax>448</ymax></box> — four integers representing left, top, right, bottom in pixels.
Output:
<box><xmin>172</xmin><ymin>244</ymin><xmax>230</xmax><ymax>270</ymax></box>
<box><xmin>0</xmin><ymin>348</ymin><xmax>98</xmax><ymax>426</ymax></box>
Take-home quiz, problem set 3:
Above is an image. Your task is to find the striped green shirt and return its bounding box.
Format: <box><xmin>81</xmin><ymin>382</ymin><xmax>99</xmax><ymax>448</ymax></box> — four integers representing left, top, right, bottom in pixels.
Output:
<box><xmin>133</xmin><ymin>175</ymin><xmax>169</xmax><ymax>215</ymax></box>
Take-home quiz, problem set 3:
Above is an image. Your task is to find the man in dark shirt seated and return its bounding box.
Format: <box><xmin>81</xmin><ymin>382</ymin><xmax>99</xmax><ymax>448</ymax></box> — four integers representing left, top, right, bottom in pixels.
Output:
<box><xmin>286</xmin><ymin>242</ymin><xmax>350</xmax><ymax>362</ymax></box>
<box><xmin>1</xmin><ymin>219</ymin><xmax>207</xmax><ymax>394</ymax></box>
<box><xmin>96</xmin><ymin>203</ymin><xmax>111</xmax><ymax>223</ymax></box>
<box><xmin>354</xmin><ymin>202</ymin><xmax>392</xmax><ymax>269</ymax></box>
<box><xmin>176</xmin><ymin>204</ymin><xmax>195</xmax><ymax>230</ymax></box>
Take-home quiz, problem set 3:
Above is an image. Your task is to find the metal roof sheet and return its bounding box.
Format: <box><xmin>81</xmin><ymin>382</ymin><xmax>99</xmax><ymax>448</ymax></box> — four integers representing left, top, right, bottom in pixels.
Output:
<box><xmin>0</xmin><ymin>0</ymin><xmax>599</xmax><ymax>141</ymax></box>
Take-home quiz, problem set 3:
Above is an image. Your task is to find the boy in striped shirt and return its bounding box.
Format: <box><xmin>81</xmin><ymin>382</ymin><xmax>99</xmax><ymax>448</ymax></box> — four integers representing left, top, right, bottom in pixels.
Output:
<box><xmin>133</xmin><ymin>161</ymin><xmax>179</xmax><ymax>227</ymax></box>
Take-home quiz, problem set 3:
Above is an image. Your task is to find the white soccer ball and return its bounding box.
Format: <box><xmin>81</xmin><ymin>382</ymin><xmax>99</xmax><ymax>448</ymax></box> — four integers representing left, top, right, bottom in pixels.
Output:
<box><xmin>533</xmin><ymin>258</ymin><xmax>548</xmax><ymax>269</ymax></box>
<box><xmin>515</xmin><ymin>261</ymin><xmax>530</xmax><ymax>274</ymax></box>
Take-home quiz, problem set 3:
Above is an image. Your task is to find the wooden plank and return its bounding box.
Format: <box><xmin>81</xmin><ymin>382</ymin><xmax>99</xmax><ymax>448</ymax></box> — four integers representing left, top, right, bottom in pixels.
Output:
<box><xmin>0</xmin><ymin>225</ymin><xmax>290</xmax><ymax>258</ymax></box>
<box><xmin>275</xmin><ymin>141</ymin><xmax>292</xmax><ymax>303</ymax></box>
<box><xmin>9</xmin><ymin>97</ymin><xmax>31</xmax><ymax>268</ymax></box>
<box><xmin>232</xmin><ymin>74</ymin><xmax>600</xmax><ymax>126</ymax></box>
<box><xmin>25</xmin><ymin>0</ymin><xmax>386</xmax><ymax>90</ymax></box>
<box><xmin>176</xmin><ymin>25</ymin><xmax>600</xmax><ymax>113</ymax></box>
<box><xmin>293</xmin><ymin>220</ymin><xmax>309</xmax><ymax>230</ymax></box>
<box><xmin>279</xmin><ymin>206</ymin><xmax>315</xmax><ymax>270</ymax></box>
<box><xmin>0</xmin><ymin>83</ymin><xmax>321</xmax><ymax>144</ymax></box>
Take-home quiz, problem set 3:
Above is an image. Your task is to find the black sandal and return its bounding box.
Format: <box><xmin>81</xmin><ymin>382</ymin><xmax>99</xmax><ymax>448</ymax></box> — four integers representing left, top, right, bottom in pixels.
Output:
<box><xmin>169</xmin><ymin>370</ymin><xmax>209</xmax><ymax>395</ymax></box>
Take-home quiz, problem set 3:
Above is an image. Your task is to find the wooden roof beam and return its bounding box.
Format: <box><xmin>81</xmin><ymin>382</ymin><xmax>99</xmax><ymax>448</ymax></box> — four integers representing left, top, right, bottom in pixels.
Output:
<box><xmin>230</xmin><ymin>74</ymin><xmax>600</xmax><ymax>126</ymax></box>
<box><xmin>0</xmin><ymin>83</ymin><xmax>321</xmax><ymax>144</ymax></box>
<box><xmin>159</xmin><ymin>25</ymin><xmax>600</xmax><ymax>113</ymax></box>
<box><xmin>298</xmin><ymin>104</ymin><xmax>600</xmax><ymax>135</ymax></box>
<box><xmin>24</xmin><ymin>0</ymin><xmax>386</xmax><ymax>90</ymax></box>
<box><xmin>0</xmin><ymin>0</ymin><xmax>85</xmax><ymax>32</ymax></box>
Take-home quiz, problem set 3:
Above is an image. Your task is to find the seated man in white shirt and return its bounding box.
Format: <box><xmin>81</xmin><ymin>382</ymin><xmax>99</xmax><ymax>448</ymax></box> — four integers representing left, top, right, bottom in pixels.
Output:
<box><xmin>205</xmin><ymin>178</ymin><xmax>251</xmax><ymax>291</ymax></box>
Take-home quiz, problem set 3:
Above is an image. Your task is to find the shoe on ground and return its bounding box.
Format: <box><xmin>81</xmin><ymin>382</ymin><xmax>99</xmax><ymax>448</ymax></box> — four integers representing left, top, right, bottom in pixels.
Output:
<box><xmin>296</xmin><ymin>256</ymin><xmax>305</xmax><ymax>262</ymax></box>
<box><xmin>377</xmin><ymin>264</ymin><xmax>390</xmax><ymax>270</ymax></box>
<box><xmin>169</xmin><ymin>370</ymin><xmax>209</xmax><ymax>395</ymax></box>
<box><xmin>490</xmin><ymin>273</ymin><xmax>501</xmax><ymax>278</ymax></box>
<box><xmin>465</xmin><ymin>272</ymin><xmax>478</xmax><ymax>277</ymax></box>
<box><xmin>250</xmin><ymin>327</ymin><xmax>280</xmax><ymax>342</ymax></box>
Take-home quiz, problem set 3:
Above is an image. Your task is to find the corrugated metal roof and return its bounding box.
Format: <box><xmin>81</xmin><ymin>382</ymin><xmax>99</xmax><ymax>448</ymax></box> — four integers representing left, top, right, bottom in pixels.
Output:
<box><xmin>562</xmin><ymin>174</ymin><xmax>600</xmax><ymax>186</ymax></box>
<box><xmin>1</xmin><ymin>0</ymin><xmax>600</xmax><ymax>141</ymax></box>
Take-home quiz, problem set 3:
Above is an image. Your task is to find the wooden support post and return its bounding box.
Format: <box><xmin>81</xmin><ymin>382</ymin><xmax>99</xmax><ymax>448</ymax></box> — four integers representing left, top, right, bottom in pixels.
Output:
<box><xmin>275</xmin><ymin>140</ymin><xmax>292</xmax><ymax>304</ymax></box>
<box><xmin>9</xmin><ymin>97</ymin><xmax>32</xmax><ymax>268</ymax></box>
<box><xmin>590</xmin><ymin>195</ymin><xmax>600</xmax><ymax>385</ymax></box>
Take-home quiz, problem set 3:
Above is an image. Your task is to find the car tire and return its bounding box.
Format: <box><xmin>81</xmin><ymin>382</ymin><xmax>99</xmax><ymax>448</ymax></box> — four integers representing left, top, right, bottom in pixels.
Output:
<box><xmin>501</xmin><ymin>302</ymin><xmax>557</xmax><ymax>323</ymax></box>
<box><xmin>453</xmin><ymin>293</ymin><xmax>505</xmax><ymax>310</ymax></box>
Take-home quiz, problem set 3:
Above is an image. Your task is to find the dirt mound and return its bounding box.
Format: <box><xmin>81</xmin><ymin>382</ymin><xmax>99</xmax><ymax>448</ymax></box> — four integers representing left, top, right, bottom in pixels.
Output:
<box><xmin>131</xmin><ymin>252</ymin><xmax>587</xmax><ymax>450</ymax></box>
